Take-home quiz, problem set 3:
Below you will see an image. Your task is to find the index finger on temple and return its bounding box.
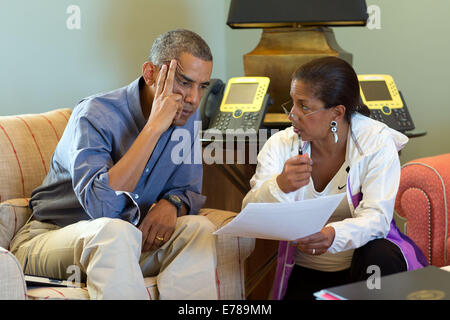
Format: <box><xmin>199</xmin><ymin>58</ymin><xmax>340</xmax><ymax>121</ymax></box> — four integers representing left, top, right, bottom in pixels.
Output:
<box><xmin>163</xmin><ymin>59</ymin><xmax>177</xmax><ymax>95</ymax></box>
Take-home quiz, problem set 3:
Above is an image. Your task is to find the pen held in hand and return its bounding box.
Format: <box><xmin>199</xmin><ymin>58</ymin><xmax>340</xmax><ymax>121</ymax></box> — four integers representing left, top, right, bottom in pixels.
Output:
<box><xmin>281</xmin><ymin>104</ymin><xmax>308</xmax><ymax>157</ymax></box>
<box><xmin>298</xmin><ymin>138</ymin><xmax>312</xmax><ymax>165</ymax></box>
<box><xmin>298</xmin><ymin>133</ymin><xmax>303</xmax><ymax>155</ymax></box>
<box><xmin>298</xmin><ymin>133</ymin><xmax>309</xmax><ymax>156</ymax></box>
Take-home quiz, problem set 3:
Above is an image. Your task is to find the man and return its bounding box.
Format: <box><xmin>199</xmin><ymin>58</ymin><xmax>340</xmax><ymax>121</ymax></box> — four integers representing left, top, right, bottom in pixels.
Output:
<box><xmin>10</xmin><ymin>29</ymin><xmax>217</xmax><ymax>299</ymax></box>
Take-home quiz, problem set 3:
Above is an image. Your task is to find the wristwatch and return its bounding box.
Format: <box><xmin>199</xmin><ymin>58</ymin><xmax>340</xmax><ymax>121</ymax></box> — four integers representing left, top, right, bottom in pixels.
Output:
<box><xmin>162</xmin><ymin>194</ymin><xmax>183</xmax><ymax>216</ymax></box>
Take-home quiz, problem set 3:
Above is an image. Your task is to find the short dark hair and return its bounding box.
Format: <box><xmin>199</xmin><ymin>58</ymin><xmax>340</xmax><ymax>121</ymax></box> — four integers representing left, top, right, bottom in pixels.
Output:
<box><xmin>149</xmin><ymin>29</ymin><xmax>212</xmax><ymax>66</ymax></box>
<box><xmin>292</xmin><ymin>57</ymin><xmax>370</xmax><ymax>122</ymax></box>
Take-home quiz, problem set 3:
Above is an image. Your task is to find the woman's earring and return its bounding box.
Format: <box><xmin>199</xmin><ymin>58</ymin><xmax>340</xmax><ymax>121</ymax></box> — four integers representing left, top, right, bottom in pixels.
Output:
<box><xmin>330</xmin><ymin>121</ymin><xmax>338</xmax><ymax>144</ymax></box>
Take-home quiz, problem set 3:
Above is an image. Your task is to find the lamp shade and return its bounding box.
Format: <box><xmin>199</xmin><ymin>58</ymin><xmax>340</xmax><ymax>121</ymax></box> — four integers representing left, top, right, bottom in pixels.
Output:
<box><xmin>227</xmin><ymin>0</ymin><xmax>368</xmax><ymax>28</ymax></box>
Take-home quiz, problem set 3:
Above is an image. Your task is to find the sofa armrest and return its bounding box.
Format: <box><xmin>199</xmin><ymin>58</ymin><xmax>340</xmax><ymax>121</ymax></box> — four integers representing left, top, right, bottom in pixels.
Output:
<box><xmin>0</xmin><ymin>246</ymin><xmax>27</xmax><ymax>300</ymax></box>
<box><xmin>199</xmin><ymin>208</ymin><xmax>255</xmax><ymax>300</ymax></box>
<box><xmin>0</xmin><ymin>198</ymin><xmax>32</xmax><ymax>250</ymax></box>
<box><xmin>395</xmin><ymin>153</ymin><xmax>450</xmax><ymax>267</ymax></box>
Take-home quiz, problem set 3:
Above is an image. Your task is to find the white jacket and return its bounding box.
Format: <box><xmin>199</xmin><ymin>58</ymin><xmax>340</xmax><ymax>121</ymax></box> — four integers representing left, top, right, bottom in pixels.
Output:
<box><xmin>242</xmin><ymin>113</ymin><xmax>409</xmax><ymax>253</ymax></box>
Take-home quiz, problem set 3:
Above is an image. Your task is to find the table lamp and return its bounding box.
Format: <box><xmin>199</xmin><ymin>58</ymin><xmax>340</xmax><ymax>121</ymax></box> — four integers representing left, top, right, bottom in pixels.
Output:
<box><xmin>227</xmin><ymin>0</ymin><xmax>368</xmax><ymax>124</ymax></box>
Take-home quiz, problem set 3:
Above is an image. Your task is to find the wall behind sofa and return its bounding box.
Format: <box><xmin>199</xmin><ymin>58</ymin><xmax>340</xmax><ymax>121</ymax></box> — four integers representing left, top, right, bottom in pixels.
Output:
<box><xmin>0</xmin><ymin>0</ymin><xmax>229</xmax><ymax>116</ymax></box>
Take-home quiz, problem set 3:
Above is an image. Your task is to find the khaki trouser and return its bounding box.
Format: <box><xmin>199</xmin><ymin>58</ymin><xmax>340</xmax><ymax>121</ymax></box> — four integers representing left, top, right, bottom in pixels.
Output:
<box><xmin>10</xmin><ymin>215</ymin><xmax>218</xmax><ymax>300</ymax></box>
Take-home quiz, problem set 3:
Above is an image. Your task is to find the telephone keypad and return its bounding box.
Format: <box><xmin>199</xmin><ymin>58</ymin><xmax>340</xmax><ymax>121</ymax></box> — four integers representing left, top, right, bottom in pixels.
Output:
<box><xmin>369</xmin><ymin>107</ymin><xmax>415</xmax><ymax>132</ymax></box>
<box><xmin>211</xmin><ymin>111</ymin><xmax>263</xmax><ymax>133</ymax></box>
<box><xmin>370</xmin><ymin>109</ymin><xmax>384</xmax><ymax>122</ymax></box>
<box><xmin>243</xmin><ymin>112</ymin><xmax>260</xmax><ymax>130</ymax></box>
<box><xmin>212</xmin><ymin>113</ymin><xmax>232</xmax><ymax>131</ymax></box>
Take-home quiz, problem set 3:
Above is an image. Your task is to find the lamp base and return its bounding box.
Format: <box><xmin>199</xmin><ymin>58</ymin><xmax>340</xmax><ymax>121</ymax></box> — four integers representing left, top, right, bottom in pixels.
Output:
<box><xmin>244</xmin><ymin>26</ymin><xmax>352</xmax><ymax>115</ymax></box>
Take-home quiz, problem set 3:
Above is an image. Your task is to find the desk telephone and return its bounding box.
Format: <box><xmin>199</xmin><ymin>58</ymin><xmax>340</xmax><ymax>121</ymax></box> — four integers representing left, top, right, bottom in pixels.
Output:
<box><xmin>199</xmin><ymin>74</ymin><xmax>415</xmax><ymax>134</ymax></box>
<box><xmin>358</xmin><ymin>74</ymin><xmax>415</xmax><ymax>132</ymax></box>
<box><xmin>199</xmin><ymin>77</ymin><xmax>271</xmax><ymax>133</ymax></box>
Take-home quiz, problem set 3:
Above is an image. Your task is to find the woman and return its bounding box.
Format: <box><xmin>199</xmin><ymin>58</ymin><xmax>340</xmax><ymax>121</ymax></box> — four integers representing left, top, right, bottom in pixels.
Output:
<box><xmin>242</xmin><ymin>57</ymin><xmax>428</xmax><ymax>300</ymax></box>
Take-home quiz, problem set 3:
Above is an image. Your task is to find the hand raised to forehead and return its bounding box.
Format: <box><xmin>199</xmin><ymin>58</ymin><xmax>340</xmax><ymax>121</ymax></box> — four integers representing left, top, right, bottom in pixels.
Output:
<box><xmin>155</xmin><ymin>59</ymin><xmax>186</xmax><ymax>97</ymax></box>
<box><xmin>147</xmin><ymin>59</ymin><xmax>183</xmax><ymax>133</ymax></box>
<box><xmin>155</xmin><ymin>60</ymin><xmax>175</xmax><ymax>97</ymax></box>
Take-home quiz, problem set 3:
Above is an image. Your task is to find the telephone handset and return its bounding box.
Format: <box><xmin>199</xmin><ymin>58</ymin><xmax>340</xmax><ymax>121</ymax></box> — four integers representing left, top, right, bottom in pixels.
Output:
<box><xmin>358</xmin><ymin>74</ymin><xmax>415</xmax><ymax>132</ymax></box>
<box><xmin>199</xmin><ymin>79</ymin><xmax>225</xmax><ymax>130</ymax></box>
<box><xmin>199</xmin><ymin>77</ymin><xmax>271</xmax><ymax>133</ymax></box>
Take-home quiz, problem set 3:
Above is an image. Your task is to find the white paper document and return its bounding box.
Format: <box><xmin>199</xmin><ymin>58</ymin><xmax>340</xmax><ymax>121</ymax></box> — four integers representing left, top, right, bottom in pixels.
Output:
<box><xmin>214</xmin><ymin>193</ymin><xmax>346</xmax><ymax>241</ymax></box>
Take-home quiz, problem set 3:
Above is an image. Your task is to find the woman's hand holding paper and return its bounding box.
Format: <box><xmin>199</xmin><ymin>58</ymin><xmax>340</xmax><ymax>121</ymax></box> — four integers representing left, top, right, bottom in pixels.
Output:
<box><xmin>293</xmin><ymin>226</ymin><xmax>335</xmax><ymax>256</ymax></box>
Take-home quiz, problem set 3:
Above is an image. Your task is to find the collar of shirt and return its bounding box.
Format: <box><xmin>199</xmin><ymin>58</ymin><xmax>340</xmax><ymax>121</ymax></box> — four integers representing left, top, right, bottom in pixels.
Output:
<box><xmin>126</xmin><ymin>77</ymin><xmax>147</xmax><ymax>131</ymax></box>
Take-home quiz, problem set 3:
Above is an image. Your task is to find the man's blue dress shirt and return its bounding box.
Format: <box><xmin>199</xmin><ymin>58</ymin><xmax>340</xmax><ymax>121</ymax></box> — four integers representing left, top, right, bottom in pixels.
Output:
<box><xmin>30</xmin><ymin>77</ymin><xmax>206</xmax><ymax>227</ymax></box>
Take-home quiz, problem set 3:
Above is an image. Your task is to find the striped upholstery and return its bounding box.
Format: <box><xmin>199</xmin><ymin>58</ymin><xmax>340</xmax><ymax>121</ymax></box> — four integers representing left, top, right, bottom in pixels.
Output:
<box><xmin>0</xmin><ymin>109</ymin><xmax>71</xmax><ymax>249</ymax></box>
<box><xmin>199</xmin><ymin>208</ymin><xmax>254</xmax><ymax>300</ymax></box>
<box><xmin>0</xmin><ymin>109</ymin><xmax>71</xmax><ymax>202</ymax></box>
<box><xmin>25</xmin><ymin>277</ymin><xmax>158</xmax><ymax>300</ymax></box>
<box><xmin>0</xmin><ymin>108</ymin><xmax>255</xmax><ymax>300</ymax></box>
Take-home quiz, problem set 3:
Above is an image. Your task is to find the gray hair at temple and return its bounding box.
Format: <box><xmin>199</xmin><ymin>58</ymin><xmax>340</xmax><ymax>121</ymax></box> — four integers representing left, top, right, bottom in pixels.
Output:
<box><xmin>149</xmin><ymin>29</ymin><xmax>213</xmax><ymax>66</ymax></box>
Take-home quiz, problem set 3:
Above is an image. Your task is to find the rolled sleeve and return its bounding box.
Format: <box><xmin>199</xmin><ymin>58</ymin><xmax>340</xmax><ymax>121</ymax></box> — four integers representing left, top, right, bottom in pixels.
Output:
<box><xmin>69</xmin><ymin>115</ymin><xmax>140</xmax><ymax>223</ymax></box>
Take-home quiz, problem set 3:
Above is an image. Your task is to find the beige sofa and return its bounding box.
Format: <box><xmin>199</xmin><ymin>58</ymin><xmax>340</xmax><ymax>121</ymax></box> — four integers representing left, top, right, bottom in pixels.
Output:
<box><xmin>0</xmin><ymin>109</ymin><xmax>254</xmax><ymax>300</ymax></box>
